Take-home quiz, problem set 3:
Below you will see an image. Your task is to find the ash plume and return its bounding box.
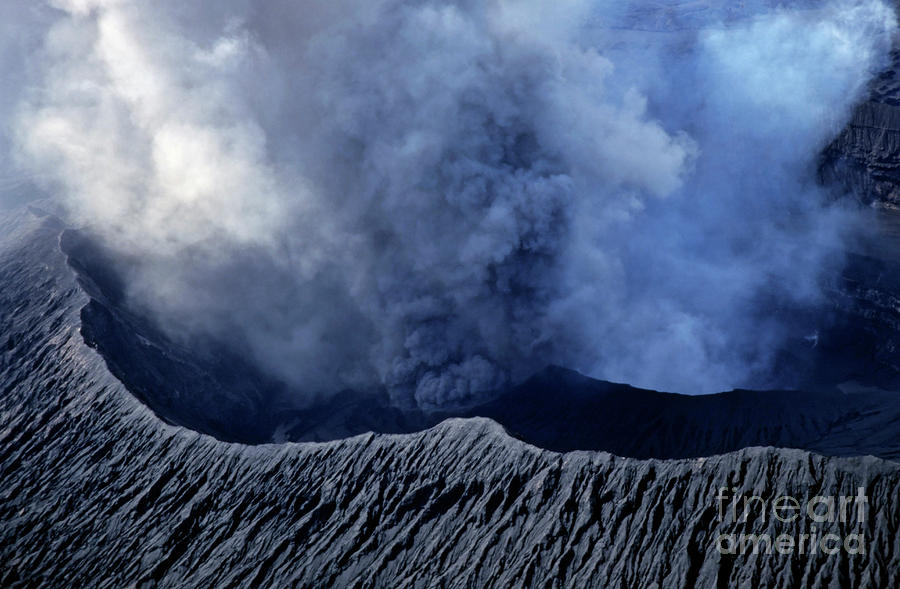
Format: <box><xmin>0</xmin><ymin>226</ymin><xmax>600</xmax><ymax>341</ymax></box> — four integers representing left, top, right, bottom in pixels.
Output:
<box><xmin>5</xmin><ymin>0</ymin><xmax>897</xmax><ymax>407</ymax></box>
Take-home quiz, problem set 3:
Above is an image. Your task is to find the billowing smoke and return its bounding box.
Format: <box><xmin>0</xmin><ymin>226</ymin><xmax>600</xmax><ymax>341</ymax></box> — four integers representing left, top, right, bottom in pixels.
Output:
<box><xmin>6</xmin><ymin>0</ymin><xmax>897</xmax><ymax>406</ymax></box>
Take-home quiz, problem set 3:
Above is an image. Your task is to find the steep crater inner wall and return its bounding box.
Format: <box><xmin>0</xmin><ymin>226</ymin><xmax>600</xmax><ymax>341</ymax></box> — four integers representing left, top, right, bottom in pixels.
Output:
<box><xmin>59</xmin><ymin>225</ymin><xmax>900</xmax><ymax>459</ymax></box>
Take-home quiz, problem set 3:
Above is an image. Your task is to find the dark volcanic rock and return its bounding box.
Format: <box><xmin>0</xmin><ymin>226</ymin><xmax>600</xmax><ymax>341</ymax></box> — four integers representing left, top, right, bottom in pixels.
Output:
<box><xmin>473</xmin><ymin>366</ymin><xmax>900</xmax><ymax>460</ymax></box>
<box><xmin>822</xmin><ymin>49</ymin><xmax>900</xmax><ymax>207</ymax></box>
<box><xmin>823</xmin><ymin>99</ymin><xmax>900</xmax><ymax>207</ymax></box>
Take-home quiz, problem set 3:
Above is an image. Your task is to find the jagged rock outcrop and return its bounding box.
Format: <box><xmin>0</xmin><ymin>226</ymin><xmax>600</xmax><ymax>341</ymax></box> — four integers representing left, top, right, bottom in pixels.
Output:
<box><xmin>822</xmin><ymin>49</ymin><xmax>900</xmax><ymax>207</ymax></box>
<box><xmin>2</xmin><ymin>209</ymin><xmax>900</xmax><ymax>587</ymax></box>
<box><xmin>823</xmin><ymin>100</ymin><xmax>900</xmax><ymax>207</ymax></box>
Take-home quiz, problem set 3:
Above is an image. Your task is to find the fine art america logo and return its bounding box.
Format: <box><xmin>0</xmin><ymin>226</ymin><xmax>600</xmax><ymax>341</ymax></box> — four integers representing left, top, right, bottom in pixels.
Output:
<box><xmin>715</xmin><ymin>487</ymin><xmax>869</xmax><ymax>556</ymax></box>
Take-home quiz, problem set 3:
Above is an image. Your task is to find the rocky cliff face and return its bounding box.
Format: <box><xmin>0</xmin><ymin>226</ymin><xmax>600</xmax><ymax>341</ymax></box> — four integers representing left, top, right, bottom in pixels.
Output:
<box><xmin>2</xmin><ymin>211</ymin><xmax>900</xmax><ymax>587</ymax></box>
<box><xmin>822</xmin><ymin>49</ymin><xmax>900</xmax><ymax>207</ymax></box>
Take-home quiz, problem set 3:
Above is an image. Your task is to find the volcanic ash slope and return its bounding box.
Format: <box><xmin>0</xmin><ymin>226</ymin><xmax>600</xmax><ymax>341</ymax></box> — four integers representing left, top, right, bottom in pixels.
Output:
<box><xmin>2</xmin><ymin>209</ymin><xmax>900</xmax><ymax>587</ymax></box>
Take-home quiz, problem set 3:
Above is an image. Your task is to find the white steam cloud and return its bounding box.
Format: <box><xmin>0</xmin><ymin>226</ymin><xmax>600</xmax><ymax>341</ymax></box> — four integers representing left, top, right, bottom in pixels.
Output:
<box><xmin>5</xmin><ymin>0</ymin><xmax>897</xmax><ymax>406</ymax></box>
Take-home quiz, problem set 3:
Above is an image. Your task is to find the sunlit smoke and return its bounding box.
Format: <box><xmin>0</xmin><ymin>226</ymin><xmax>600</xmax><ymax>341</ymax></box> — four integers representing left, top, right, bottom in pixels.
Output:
<box><xmin>7</xmin><ymin>0</ymin><xmax>897</xmax><ymax>406</ymax></box>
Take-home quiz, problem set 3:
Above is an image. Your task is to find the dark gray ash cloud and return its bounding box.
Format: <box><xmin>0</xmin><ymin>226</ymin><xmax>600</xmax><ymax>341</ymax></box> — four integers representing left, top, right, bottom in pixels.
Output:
<box><xmin>4</xmin><ymin>0</ymin><xmax>897</xmax><ymax>406</ymax></box>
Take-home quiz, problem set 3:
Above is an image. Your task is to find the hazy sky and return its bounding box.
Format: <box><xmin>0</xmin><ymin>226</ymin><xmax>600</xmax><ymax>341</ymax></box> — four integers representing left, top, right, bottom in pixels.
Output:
<box><xmin>3</xmin><ymin>0</ymin><xmax>897</xmax><ymax>407</ymax></box>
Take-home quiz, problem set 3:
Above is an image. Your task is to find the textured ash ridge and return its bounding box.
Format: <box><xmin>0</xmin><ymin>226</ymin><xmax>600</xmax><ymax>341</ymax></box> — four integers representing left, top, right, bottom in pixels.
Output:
<box><xmin>2</xmin><ymin>213</ymin><xmax>900</xmax><ymax>587</ymax></box>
